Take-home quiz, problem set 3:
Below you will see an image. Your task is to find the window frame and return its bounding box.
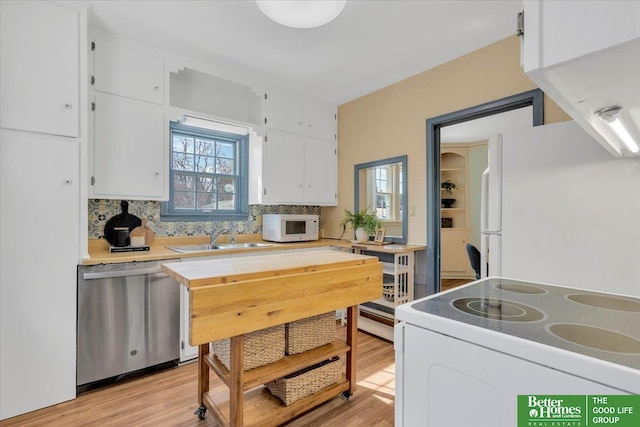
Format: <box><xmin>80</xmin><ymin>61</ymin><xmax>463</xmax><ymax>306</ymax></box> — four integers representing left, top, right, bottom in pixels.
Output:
<box><xmin>161</xmin><ymin>121</ymin><xmax>249</xmax><ymax>222</ymax></box>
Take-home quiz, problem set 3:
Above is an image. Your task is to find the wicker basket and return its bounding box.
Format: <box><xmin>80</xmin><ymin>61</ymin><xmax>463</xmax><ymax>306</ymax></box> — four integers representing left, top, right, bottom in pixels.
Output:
<box><xmin>212</xmin><ymin>324</ymin><xmax>285</xmax><ymax>371</ymax></box>
<box><xmin>266</xmin><ymin>356</ymin><xmax>343</xmax><ymax>406</ymax></box>
<box><xmin>285</xmin><ymin>312</ymin><xmax>336</xmax><ymax>355</ymax></box>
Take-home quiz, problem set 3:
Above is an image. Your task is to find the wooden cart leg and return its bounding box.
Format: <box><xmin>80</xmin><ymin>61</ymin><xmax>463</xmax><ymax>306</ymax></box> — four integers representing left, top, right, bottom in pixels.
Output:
<box><xmin>345</xmin><ymin>306</ymin><xmax>358</xmax><ymax>395</ymax></box>
<box><xmin>195</xmin><ymin>344</ymin><xmax>210</xmax><ymax>419</ymax></box>
<box><xmin>230</xmin><ymin>335</ymin><xmax>245</xmax><ymax>426</ymax></box>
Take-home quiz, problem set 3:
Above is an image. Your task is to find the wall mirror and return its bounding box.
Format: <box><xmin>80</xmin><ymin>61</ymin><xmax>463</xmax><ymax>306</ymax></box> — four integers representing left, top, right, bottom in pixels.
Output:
<box><xmin>354</xmin><ymin>155</ymin><xmax>408</xmax><ymax>243</ymax></box>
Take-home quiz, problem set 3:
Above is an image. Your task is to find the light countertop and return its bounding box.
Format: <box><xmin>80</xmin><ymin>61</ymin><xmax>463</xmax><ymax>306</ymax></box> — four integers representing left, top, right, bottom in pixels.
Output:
<box><xmin>84</xmin><ymin>234</ymin><xmax>426</xmax><ymax>265</ymax></box>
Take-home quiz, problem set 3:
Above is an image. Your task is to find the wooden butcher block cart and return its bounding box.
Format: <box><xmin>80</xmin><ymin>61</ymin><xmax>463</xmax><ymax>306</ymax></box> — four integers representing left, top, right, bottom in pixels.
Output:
<box><xmin>162</xmin><ymin>250</ymin><xmax>383</xmax><ymax>427</ymax></box>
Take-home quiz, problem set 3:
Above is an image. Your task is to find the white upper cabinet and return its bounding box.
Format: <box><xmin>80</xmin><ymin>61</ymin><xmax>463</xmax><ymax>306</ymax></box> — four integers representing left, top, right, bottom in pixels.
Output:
<box><xmin>263</xmin><ymin>129</ymin><xmax>305</xmax><ymax>204</ymax></box>
<box><xmin>304</xmin><ymin>137</ymin><xmax>337</xmax><ymax>205</ymax></box>
<box><xmin>522</xmin><ymin>0</ymin><xmax>640</xmax><ymax>72</ymax></box>
<box><xmin>261</xmin><ymin>130</ymin><xmax>337</xmax><ymax>206</ymax></box>
<box><xmin>265</xmin><ymin>91</ymin><xmax>337</xmax><ymax>141</ymax></box>
<box><xmin>94</xmin><ymin>36</ymin><xmax>164</xmax><ymax>105</ymax></box>
<box><xmin>265</xmin><ymin>92</ymin><xmax>305</xmax><ymax>135</ymax></box>
<box><xmin>93</xmin><ymin>92</ymin><xmax>165</xmax><ymax>199</ymax></box>
<box><xmin>305</xmin><ymin>103</ymin><xmax>337</xmax><ymax>141</ymax></box>
<box><xmin>262</xmin><ymin>91</ymin><xmax>338</xmax><ymax>206</ymax></box>
<box><xmin>522</xmin><ymin>0</ymin><xmax>640</xmax><ymax>158</ymax></box>
<box><xmin>0</xmin><ymin>1</ymin><xmax>79</xmax><ymax>137</ymax></box>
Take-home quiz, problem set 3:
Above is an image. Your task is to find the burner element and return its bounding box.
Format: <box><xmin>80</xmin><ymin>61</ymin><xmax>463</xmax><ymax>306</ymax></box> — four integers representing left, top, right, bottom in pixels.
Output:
<box><xmin>567</xmin><ymin>294</ymin><xmax>640</xmax><ymax>312</ymax></box>
<box><xmin>494</xmin><ymin>282</ymin><xmax>546</xmax><ymax>294</ymax></box>
<box><xmin>453</xmin><ymin>298</ymin><xmax>544</xmax><ymax>322</ymax></box>
<box><xmin>549</xmin><ymin>324</ymin><xmax>640</xmax><ymax>354</ymax></box>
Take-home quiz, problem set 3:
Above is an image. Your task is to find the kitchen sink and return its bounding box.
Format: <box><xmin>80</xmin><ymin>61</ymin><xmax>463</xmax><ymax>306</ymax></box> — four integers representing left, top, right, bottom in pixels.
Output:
<box><xmin>167</xmin><ymin>244</ymin><xmax>221</xmax><ymax>253</ymax></box>
<box><xmin>215</xmin><ymin>242</ymin><xmax>274</xmax><ymax>249</ymax></box>
<box><xmin>167</xmin><ymin>242</ymin><xmax>274</xmax><ymax>253</ymax></box>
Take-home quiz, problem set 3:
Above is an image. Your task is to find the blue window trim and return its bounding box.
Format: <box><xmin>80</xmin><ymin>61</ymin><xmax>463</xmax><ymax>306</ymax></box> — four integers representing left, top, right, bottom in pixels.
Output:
<box><xmin>161</xmin><ymin>121</ymin><xmax>249</xmax><ymax>222</ymax></box>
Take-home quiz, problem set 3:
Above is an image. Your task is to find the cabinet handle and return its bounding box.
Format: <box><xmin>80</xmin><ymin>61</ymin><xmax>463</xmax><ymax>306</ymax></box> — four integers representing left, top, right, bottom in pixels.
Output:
<box><xmin>153</xmin><ymin>85</ymin><xmax>160</xmax><ymax>90</ymax></box>
<box><xmin>154</xmin><ymin>172</ymin><xmax>160</xmax><ymax>176</ymax></box>
<box><xmin>63</xmin><ymin>103</ymin><xmax>73</xmax><ymax>109</ymax></box>
<box><xmin>64</xmin><ymin>179</ymin><xmax>73</xmax><ymax>184</ymax></box>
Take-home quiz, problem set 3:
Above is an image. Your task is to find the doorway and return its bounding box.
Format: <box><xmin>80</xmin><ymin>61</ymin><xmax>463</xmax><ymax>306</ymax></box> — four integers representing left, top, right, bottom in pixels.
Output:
<box><xmin>425</xmin><ymin>89</ymin><xmax>544</xmax><ymax>295</ymax></box>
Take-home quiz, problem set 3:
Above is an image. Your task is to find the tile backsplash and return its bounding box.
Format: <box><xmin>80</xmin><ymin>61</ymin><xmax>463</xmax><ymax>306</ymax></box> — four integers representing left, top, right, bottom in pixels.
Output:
<box><xmin>88</xmin><ymin>199</ymin><xmax>321</xmax><ymax>239</ymax></box>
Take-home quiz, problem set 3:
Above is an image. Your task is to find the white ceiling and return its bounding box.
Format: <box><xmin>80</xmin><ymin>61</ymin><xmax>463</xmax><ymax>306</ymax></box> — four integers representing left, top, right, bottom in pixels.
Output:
<box><xmin>86</xmin><ymin>0</ymin><xmax>523</xmax><ymax>106</ymax></box>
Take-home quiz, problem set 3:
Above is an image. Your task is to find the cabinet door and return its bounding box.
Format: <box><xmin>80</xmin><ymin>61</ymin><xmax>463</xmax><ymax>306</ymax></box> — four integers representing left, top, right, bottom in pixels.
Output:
<box><xmin>94</xmin><ymin>37</ymin><xmax>164</xmax><ymax>105</ymax></box>
<box><xmin>305</xmin><ymin>103</ymin><xmax>336</xmax><ymax>141</ymax></box>
<box><xmin>523</xmin><ymin>0</ymin><xmax>640</xmax><ymax>72</ymax></box>
<box><xmin>263</xmin><ymin>129</ymin><xmax>304</xmax><ymax>204</ymax></box>
<box><xmin>0</xmin><ymin>1</ymin><xmax>78</xmax><ymax>137</ymax></box>
<box><xmin>441</xmin><ymin>229</ymin><xmax>470</xmax><ymax>274</ymax></box>
<box><xmin>304</xmin><ymin>137</ymin><xmax>337</xmax><ymax>205</ymax></box>
<box><xmin>180</xmin><ymin>285</ymin><xmax>198</xmax><ymax>362</ymax></box>
<box><xmin>93</xmin><ymin>92</ymin><xmax>165</xmax><ymax>199</ymax></box>
<box><xmin>1</xmin><ymin>131</ymin><xmax>78</xmax><ymax>419</ymax></box>
<box><xmin>265</xmin><ymin>92</ymin><xmax>304</xmax><ymax>135</ymax></box>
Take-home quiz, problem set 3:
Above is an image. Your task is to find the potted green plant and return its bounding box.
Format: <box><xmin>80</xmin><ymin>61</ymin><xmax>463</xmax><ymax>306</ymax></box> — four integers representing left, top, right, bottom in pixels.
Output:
<box><xmin>441</xmin><ymin>180</ymin><xmax>457</xmax><ymax>208</ymax></box>
<box><xmin>340</xmin><ymin>208</ymin><xmax>383</xmax><ymax>242</ymax></box>
<box><xmin>441</xmin><ymin>180</ymin><xmax>456</xmax><ymax>195</ymax></box>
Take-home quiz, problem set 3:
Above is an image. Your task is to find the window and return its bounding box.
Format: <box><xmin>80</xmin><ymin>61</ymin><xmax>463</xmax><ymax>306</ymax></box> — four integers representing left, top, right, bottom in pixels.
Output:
<box><xmin>374</xmin><ymin>164</ymin><xmax>402</xmax><ymax>221</ymax></box>
<box><xmin>162</xmin><ymin>121</ymin><xmax>249</xmax><ymax>221</ymax></box>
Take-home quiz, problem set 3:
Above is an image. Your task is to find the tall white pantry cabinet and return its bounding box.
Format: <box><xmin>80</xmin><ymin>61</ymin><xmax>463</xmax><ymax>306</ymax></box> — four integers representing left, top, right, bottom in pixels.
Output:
<box><xmin>0</xmin><ymin>1</ymin><xmax>87</xmax><ymax>420</ymax></box>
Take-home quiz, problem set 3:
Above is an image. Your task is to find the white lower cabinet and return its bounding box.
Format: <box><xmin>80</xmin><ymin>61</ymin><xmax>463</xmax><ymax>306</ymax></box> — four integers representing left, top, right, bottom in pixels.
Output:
<box><xmin>92</xmin><ymin>92</ymin><xmax>165</xmax><ymax>199</ymax></box>
<box><xmin>1</xmin><ymin>130</ymin><xmax>79</xmax><ymax>420</ymax></box>
<box><xmin>180</xmin><ymin>285</ymin><xmax>199</xmax><ymax>362</ymax></box>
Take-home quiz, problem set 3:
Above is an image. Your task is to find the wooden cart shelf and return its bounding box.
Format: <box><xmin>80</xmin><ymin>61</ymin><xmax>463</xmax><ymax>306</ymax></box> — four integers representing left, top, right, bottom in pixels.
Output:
<box><xmin>203</xmin><ymin>378</ymin><xmax>352</xmax><ymax>427</ymax></box>
<box><xmin>162</xmin><ymin>250</ymin><xmax>382</xmax><ymax>427</ymax></box>
<box><xmin>204</xmin><ymin>339</ymin><xmax>351</xmax><ymax>390</ymax></box>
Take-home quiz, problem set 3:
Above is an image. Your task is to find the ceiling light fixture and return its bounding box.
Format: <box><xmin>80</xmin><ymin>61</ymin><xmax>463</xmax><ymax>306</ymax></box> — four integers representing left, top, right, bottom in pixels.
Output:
<box><xmin>596</xmin><ymin>106</ymin><xmax>640</xmax><ymax>154</ymax></box>
<box><xmin>255</xmin><ymin>0</ymin><xmax>346</xmax><ymax>29</ymax></box>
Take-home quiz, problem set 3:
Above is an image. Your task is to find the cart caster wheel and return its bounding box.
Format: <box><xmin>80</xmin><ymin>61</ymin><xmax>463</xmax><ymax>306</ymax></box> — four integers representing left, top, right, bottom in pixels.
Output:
<box><xmin>341</xmin><ymin>391</ymin><xmax>351</xmax><ymax>401</ymax></box>
<box><xmin>194</xmin><ymin>405</ymin><xmax>207</xmax><ymax>420</ymax></box>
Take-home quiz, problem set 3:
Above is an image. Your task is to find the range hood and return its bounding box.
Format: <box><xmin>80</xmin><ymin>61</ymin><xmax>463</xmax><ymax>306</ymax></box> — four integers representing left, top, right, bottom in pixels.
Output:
<box><xmin>522</xmin><ymin>1</ymin><xmax>640</xmax><ymax>158</ymax></box>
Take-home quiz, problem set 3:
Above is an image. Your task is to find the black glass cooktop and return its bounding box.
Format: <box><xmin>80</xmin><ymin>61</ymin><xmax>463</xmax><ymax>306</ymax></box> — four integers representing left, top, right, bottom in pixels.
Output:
<box><xmin>410</xmin><ymin>278</ymin><xmax>640</xmax><ymax>370</ymax></box>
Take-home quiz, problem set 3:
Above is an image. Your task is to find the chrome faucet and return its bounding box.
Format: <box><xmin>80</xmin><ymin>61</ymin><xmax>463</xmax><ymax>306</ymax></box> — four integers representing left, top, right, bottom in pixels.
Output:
<box><xmin>211</xmin><ymin>230</ymin><xmax>222</xmax><ymax>245</ymax></box>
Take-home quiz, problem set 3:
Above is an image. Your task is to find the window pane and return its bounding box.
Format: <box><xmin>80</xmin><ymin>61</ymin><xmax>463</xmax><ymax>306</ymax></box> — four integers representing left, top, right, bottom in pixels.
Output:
<box><xmin>197</xmin><ymin>176</ymin><xmax>215</xmax><ymax>192</ymax></box>
<box><xmin>196</xmin><ymin>155</ymin><xmax>215</xmax><ymax>173</ymax></box>
<box><xmin>196</xmin><ymin>138</ymin><xmax>215</xmax><ymax>156</ymax></box>
<box><xmin>217</xmin><ymin>177</ymin><xmax>235</xmax><ymax>194</ymax></box>
<box><xmin>217</xmin><ymin>193</ymin><xmax>235</xmax><ymax>210</ymax></box>
<box><xmin>173</xmin><ymin>153</ymin><xmax>194</xmax><ymax>171</ymax></box>
<box><xmin>174</xmin><ymin>192</ymin><xmax>195</xmax><ymax>209</ymax></box>
<box><xmin>216</xmin><ymin>142</ymin><xmax>234</xmax><ymax>158</ymax></box>
<box><xmin>197</xmin><ymin>193</ymin><xmax>217</xmax><ymax>210</ymax></box>
<box><xmin>216</xmin><ymin>158</ymin><xmax>234</xmax><ymax>175</ymax></box>
<box><xmin>174</xmin><ymin>174</ymin><xmax>195</xmax><ymax>191</ymax></box>
<box><xmin>173</xmin><ymin>135</ymin><xmax>194</xmax><ymax>153</ymax></box>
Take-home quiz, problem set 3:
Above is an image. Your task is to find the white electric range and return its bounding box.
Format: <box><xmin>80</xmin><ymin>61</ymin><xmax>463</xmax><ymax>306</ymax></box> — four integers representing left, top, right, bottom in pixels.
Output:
<box><xmin>394</xmin><ymin>277</ymin><xmax>640</xmax><ymax>427</ymax></box>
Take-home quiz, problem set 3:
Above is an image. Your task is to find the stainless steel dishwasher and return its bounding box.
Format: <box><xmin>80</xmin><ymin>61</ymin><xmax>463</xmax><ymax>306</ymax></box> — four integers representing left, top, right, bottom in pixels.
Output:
<box><xmin>77</xmin><ymin>260</ymin><xmax>179</xmax><ymax>387</ymax></box>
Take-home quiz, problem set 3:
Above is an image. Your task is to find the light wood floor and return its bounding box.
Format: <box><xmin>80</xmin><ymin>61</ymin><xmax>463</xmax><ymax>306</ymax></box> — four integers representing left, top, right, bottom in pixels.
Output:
<box><xmin>441</xmin><ymin>278</ymin><xmax>473</xmax><ymax>292</ymax></box>
<box><xmin>1</xmin><ymin>326</ymin><xmax>395</xmax><ymax>427</ymax></box>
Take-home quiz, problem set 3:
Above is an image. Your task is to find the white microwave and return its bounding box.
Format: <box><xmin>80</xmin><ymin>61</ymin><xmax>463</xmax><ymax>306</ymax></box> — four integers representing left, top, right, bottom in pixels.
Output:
<box><xmin>262</xmin><ymin>214</ymin><xmax>319</xmax><ymax>242</ymax></box>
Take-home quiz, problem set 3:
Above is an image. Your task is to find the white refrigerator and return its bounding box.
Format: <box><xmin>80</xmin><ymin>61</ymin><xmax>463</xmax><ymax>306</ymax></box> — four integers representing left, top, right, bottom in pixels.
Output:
<box><xmin>480</xmin><ymin>133</ymin><xmax>503</xmax><ymax>277</ymax></box>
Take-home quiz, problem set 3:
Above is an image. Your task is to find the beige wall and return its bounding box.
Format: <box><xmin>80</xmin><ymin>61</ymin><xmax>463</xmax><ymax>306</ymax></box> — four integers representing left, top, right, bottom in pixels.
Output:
<box><xmin>322</xmin><ymin>36</ymin><xmax>571</xmax><ymax>243</ymax></box>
